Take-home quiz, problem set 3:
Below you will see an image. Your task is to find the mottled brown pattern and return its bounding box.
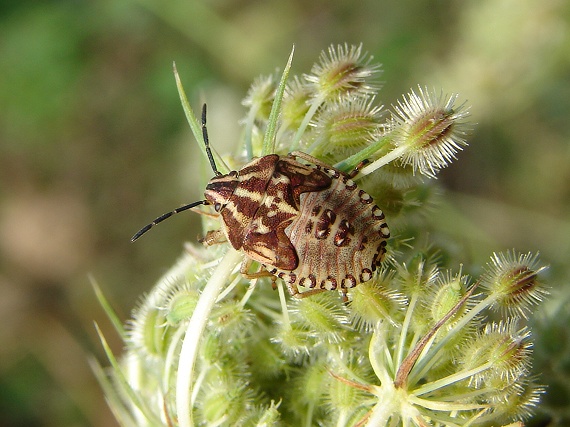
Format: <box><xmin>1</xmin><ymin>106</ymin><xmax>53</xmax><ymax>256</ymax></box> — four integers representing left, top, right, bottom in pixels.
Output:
<box><xmin>279</xmin><ymin>172</ymin><xmax>390</xmax><ymax>293</ymax></box>
<box><xmin>203</xmin><ymin>152</ymin><xmax>390</xmax><ymax>298</ymax></box>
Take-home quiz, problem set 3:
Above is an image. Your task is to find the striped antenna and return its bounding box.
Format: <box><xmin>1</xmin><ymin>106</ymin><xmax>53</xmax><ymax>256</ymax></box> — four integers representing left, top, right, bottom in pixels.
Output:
<box><xmin>132</xmin><ymin>104</ymin><xmax>217</xmax><ymax>241</ymax></box>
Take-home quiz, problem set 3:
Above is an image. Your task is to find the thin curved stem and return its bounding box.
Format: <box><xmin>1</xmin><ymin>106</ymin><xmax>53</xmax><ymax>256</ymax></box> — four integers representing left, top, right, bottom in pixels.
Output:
<box><xmin>176</xmin><ymin>248</ymin><xmax>243</xmax><ymax>427</ymax></box>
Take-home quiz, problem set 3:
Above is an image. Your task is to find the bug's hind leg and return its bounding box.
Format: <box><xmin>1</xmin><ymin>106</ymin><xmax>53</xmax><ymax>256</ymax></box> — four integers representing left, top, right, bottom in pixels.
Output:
<box><xmin>293</xmin><ymin>287</ymin><xmax>348</xmax><ymax>302</ymax></box>
<box><xmin>289</xmin><ymin>150</ymin><xmax>370</xmax><ymax>180</ymax></box>
<box><xmin>287</xmin><ymin>280</ymin><xmax>348</xmax><ymax>301</ymax></box>
<box><xmin>289</xmin><ymin>151</ymin><xmax>334</xmax><ymax>170</ymax></box>
<box><xmin>288</xmin><ymin>284</ymin><xmax>327</xmax><ymax>299</ymax></box>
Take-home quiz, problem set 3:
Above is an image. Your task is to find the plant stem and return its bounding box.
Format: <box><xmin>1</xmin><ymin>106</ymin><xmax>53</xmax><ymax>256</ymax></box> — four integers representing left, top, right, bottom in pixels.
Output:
<box><xmin>290</xmin><ymin>94</ymin><xmax>324</xmax><ymax>150</ymax></box>
<box><xmin>359</xmin><ymin>144</ymin><xmax>407</xmax><ymax>176</ymax></box>
<box><xmin>176</xmin><ymin>248</ymin><xmax>242</xmax><ymax>427</ymax></box>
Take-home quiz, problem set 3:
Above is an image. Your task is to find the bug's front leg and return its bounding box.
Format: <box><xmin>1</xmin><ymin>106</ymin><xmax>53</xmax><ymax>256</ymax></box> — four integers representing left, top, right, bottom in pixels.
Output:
<box><xmin>199</xmin><ymin>229</ymin><xmax>227</xmax><ymax>247</ymax></box>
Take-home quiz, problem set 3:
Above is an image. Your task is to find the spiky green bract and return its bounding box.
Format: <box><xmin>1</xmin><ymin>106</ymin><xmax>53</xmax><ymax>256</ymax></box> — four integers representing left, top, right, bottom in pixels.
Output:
<box><xmin>307</xmin><ymin>96</ymin><xmax>383</xmax><ymax>161</ymax></box>
<box><xmin>389</xmin><ymin>87</ymin><xmax>470</xmax><ymax>177</ymax></box>
<box><xmin>97</xmin><ymin>249</ymin><xmax>547</xmax><ymax>426</ymax></box>
<box><xmin>481</xmin><ymin>251</ymin><xmax>549</xmax><ymax>318</ymax></box>
<box><xmin>242</xmin><ymin>74</ymin><xmax>277</xmax><ymax>123</ymax></box>
<box><xmin>349</xmin><ymin>271</ymin><xmax>406</xmax><ymax>331</ymax></box>
<box><xmin>97</xmin><ymin>45</ymin><xmax>549</xmax><ymax>427</ymax></box>
<box><xmin>305</xmin><ymin>43</ymin><xmax>381</xmax><ymax>100</ymax></box>
<box><xmin>281</xmin><ymin>76</ymin><xmax>311</xmax><ymax>131</ymax></box>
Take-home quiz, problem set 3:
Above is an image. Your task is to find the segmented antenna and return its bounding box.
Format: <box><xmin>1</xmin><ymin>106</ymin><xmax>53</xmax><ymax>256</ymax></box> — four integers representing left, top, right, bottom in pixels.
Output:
<box><xmin>131</xmin><ymin>103</ymin><xmax>219</xmax><ymax>241</ymax></box>
<box><xmin>131</xmin><ymin>200</ymin><xmax>208</xmax><ymax>241</ymax></box>
<box><xmin>202</xmin><ymin>104</ymin><xmax>221</xmax><ymax>176</ymax></box>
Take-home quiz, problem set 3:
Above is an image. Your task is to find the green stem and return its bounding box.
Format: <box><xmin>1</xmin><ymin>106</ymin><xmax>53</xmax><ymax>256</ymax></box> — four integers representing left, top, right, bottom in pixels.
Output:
<box><xmin>334</xmin><ymin>134</ymin><xmax>392</xmax><ymax>174</ymax></box>
<box><xmin>244</xmin><ymin>104</ymin><xmax>258</xmax><ymax>160</ymax></box>
<box><xmin>396</xmin><ymin>282</ymin><xmax>480</xmax><ymax>388</ymax></box>
<box><xmin>412</xmin><ymin>361</ymin><xmax>494</xmax><ymax>397</ymax></box>
<box><xmin>359</xmin><ymin>144</ymin><xmax>407</xmax><ymax>176</ymax></box>
<box><xmin>277</xmin><ymin>280</ymin><xmax>291</xmax><ymax>329</ymax></box>
<box><xmin>395</xmin><ymin>293</ymin><xmax>418</xmax><ymax>372</ymax></box>
<box><xmin>365</xmin><ymin>386</ymin><xmax>398</xmax><ymax>427</ymax></box>
<box><xmin>163</xmin><ymin>325</ymin><xmax>188</xmax><ymax>391</ymax></box>
<box><xmin>408</xmin><ymin>291</ymin><xmax>496</xmax><ymax>386</ymax></box>
<box><xmin>290</xmin><ymin>93</ymin><xmax>325</xmax><ymax>151</ymax></box>
<box><xmin>407</xmin><ymin>395</ymin><xmax>487</xmax><ymax>412</ymax></box>
<box><xmin>176</xmin><ymin>248</ymin><xmax>242</xmax><ymax>427</ymax></box>
<box><xmin>305</xmin><ymin>132</ymin><xmax>327</xmax><ymax>157</ymax></box>
<box><xmin>369</xmin><ymin>326</ymin><xmax>392</xmax><ymax>385</ymax></box>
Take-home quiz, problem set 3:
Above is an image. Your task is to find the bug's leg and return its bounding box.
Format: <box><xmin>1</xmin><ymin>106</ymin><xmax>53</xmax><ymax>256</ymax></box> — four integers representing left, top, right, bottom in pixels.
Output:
<box><xmin>348</xmin><ymin>159</ymin><xmax>371</xmax><ymax>179</ymax></box>
<box><xmin>239</xmin><ymin>258</ymin><xmax>274</xmax><ymax>279</ymax></box>
<box><xmin>289</xmin><ymin>286</ymin><xmax>327</xmax><ymax>299</ymax></box>
<box><xmin>290</xmin><ymin>150</ymin><xmax>372</xmax><ymax>180</ymax></box>
<box><xmin>191</xmin><ymin>206</ymin><xmax>219</xmax><ymax>219</ymax></box>
<box><xmin>285</xmin><ymin>281</ymin><xmax>301</xmax><ymax>297</ymax></box>
<box><xmin>199</xmin><ymin>229</ymin><xmax>227</xmax><ymax>247</ymax></box>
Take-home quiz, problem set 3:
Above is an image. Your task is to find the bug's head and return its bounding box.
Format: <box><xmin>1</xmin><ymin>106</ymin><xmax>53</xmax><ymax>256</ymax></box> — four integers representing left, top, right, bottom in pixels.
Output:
<box><xmin>204</xmin><ymin>171</ymin><xmax>239</xmax><ymax>212</ymax></box>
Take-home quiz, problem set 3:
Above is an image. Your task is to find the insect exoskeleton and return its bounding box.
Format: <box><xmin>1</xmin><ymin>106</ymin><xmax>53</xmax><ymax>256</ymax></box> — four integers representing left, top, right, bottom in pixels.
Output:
<box><xmin>132</xmin><ymin>105</ymin><xmax>390</xmax><ymax>299</ymax></box>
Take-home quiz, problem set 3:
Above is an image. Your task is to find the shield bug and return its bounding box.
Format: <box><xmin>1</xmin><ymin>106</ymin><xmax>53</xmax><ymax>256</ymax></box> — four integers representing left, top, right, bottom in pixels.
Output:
<box><xmin>132</xmin><ymin>105</ymin><xmax>390</xmax><ymax>299</ymax></box>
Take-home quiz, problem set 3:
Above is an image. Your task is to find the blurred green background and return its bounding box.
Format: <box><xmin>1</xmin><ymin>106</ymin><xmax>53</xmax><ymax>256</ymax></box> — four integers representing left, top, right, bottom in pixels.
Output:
<box><xmin>1</xmin><ymin>0</ymin><xmax>569</xmax><ymax>426</ymax></box>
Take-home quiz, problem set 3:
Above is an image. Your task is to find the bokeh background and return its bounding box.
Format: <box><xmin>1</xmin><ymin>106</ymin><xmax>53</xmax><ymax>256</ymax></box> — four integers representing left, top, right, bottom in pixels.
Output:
<box><xmin>1</xmin><ymin>0</ymin><xmax>569</xmax><ymax>426</ymax></box>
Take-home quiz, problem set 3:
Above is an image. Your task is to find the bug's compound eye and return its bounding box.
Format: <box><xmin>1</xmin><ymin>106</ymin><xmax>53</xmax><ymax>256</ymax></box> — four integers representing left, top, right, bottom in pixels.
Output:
<box><xmin>214</xmin><ymin>203</ymin><xmax>222</xmax><ymax>212</ymax></box>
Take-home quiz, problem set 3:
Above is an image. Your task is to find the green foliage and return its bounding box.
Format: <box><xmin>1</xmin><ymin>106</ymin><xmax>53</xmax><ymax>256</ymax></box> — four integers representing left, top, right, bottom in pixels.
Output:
<box><xmin>96</xmin><ymin>45</ymin><xmax>550</xmax><ymax>427</ymax></box>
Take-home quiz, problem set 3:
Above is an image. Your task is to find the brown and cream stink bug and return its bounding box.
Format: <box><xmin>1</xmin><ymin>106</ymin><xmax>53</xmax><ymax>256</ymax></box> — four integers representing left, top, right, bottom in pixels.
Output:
<box><xmin>132</xmin><ymin>105</ymin><xmax>390</xmax><ymax>299</ymax></box>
